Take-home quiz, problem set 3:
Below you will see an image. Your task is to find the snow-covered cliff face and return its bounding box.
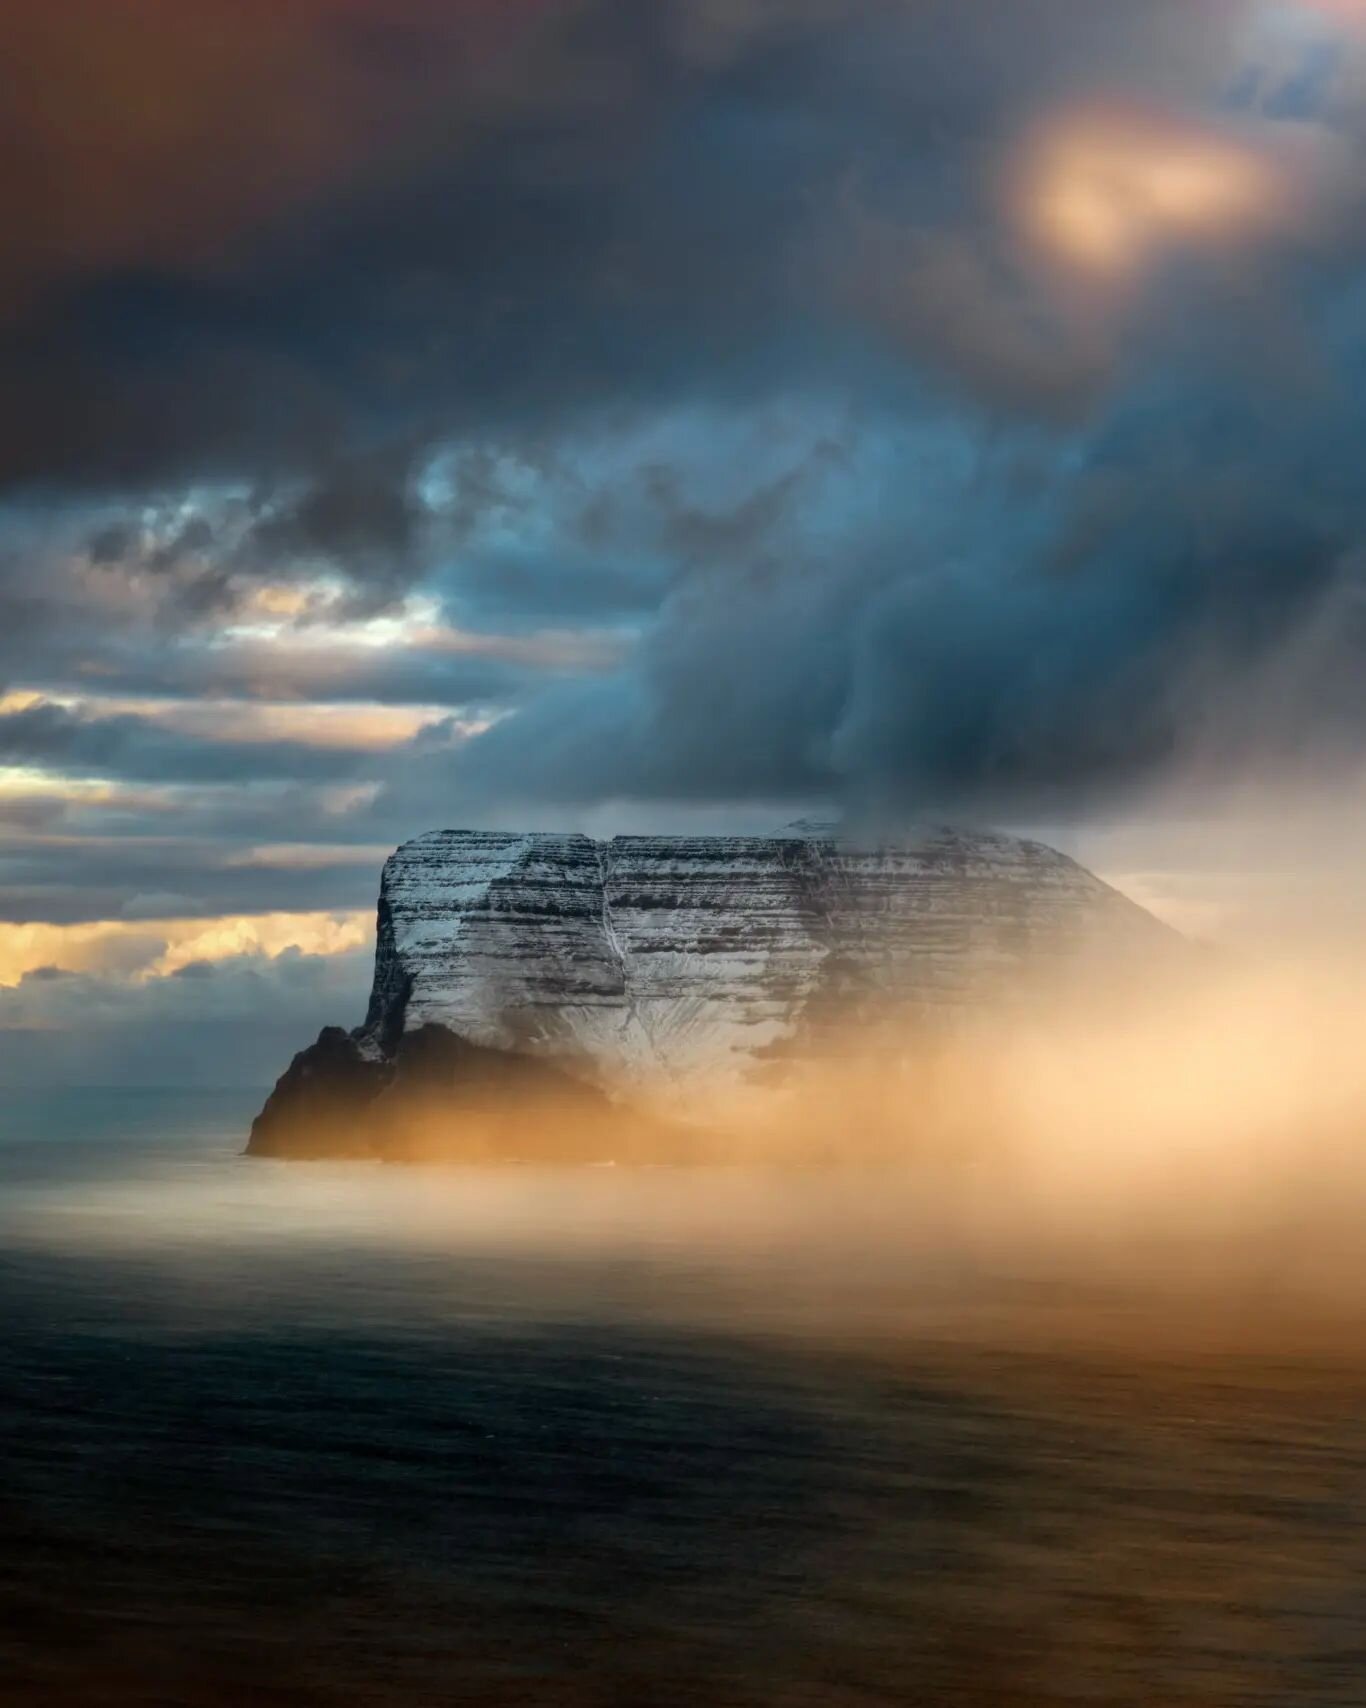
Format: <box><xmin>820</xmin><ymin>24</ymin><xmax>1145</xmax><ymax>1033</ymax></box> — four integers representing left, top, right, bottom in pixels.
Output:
<box><xmin>355</xmin><ymin>825</ymin><xmax>1171</xmax><ymax>1091</ymax></box>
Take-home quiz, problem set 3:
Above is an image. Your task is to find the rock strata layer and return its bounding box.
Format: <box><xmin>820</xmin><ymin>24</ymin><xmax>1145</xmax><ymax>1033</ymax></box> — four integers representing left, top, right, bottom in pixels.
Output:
<box><xmin>249</xmin><ymin>824</ymin><xmax>1173</xmax><ymax>1161</ymax></box>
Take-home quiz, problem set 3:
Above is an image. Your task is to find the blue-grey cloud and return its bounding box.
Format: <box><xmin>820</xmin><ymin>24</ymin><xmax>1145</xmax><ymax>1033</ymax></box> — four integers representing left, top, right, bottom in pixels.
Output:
<box><xmin>0</xmin><ymin>948</ymin><xmax>372</xmax><ymax>1086</ymax></box>
<box><xmin>0</xmin><ymin>0</ymin><xmax>1364</xmax><ymax>958</ymax></box>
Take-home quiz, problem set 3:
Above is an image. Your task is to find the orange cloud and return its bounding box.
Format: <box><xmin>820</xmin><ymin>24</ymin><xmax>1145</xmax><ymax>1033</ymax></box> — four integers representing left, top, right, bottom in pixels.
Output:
<box><xmin>2</xmin><ymin>692</ymin><xmax>452</xmax><ymax>752</ymax></box>
<box><xmin>0</xmin><ymin>910</ymin><xmax>370</xmax><ymax>987</ymax></box>
<box><xmin>1014</xmin><ymin>102</ymin><xmax>1294</xmax><ymax>285</ymax></box>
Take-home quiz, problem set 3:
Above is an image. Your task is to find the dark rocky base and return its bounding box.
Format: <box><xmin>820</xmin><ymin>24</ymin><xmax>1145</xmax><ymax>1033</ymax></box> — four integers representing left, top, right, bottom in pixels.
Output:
<box><xmin>247</xmin><ymin>1024</ymin><xmax>694</xmax><ymax>1164</ymax></box>
<box><xmin>247</xmin><ymin>1027</ymin><xmax>385</xmax><ymax>1159</ymax></box>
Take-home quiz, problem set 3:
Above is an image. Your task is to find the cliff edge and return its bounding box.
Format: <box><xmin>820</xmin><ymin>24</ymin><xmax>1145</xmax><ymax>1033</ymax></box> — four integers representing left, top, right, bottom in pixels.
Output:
<box><xmin>248</xmin><ymin>823</ymin><xmax>1173</xmax><ymax>1161</ymax></box>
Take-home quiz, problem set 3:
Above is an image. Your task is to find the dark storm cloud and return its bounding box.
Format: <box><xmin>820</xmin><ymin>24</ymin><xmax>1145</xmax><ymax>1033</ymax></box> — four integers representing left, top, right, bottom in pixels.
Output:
<box><xmin>0</xmin><ymin>484</ymin><xmax>617</xmax><ymax>716</ymax></box>
<box><xmin>68</xmin><ymin>458</ymin><xmax>433</xmax><ymax>624</ymax></box>
<box><xmin>430</xmin><ymin>360</ymin><xmax>1366</xmax><ymax>817</ymax></box>
<box><xmin>2</xmin><ymin>0</ymin><xmax>1365</xmax><ymax>844</ymax></box>
<box><xmin>836</xmin><ymin>215</ymin><xmax>1115</xmax><ymax>426</ymax></box>
<box><xmin>0</xmin><ymin>0</ymin><xmax>1260</xmax><ymax>499</ymax></box>
<box><xmin>246</xmin><ymin>446</ymin><xmax>434</xmax><ymax>611</ymax></box>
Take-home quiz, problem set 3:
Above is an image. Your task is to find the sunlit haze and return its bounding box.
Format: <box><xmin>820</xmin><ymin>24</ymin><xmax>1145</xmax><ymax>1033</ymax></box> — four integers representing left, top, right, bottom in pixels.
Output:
<box><xmin>7</xmin><ymin>9</ymin><xmax>1366</xmax><ymax>1705</ymax></box>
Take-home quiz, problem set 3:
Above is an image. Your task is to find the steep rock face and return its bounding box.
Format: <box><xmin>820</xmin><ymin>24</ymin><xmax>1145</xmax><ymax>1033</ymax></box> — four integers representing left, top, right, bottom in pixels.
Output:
<box><xmin>361</xmin><ymin>824</ymin><xmax>1171</xmax><ymax>1085</ymax></box>
<box><xmin>250</xmin><ymin>823</ymin><xmax>1174</xmax><ymax>1159</ymax></box>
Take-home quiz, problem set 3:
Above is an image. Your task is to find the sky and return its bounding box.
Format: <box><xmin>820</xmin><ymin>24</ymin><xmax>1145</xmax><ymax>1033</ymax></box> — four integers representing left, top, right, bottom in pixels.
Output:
<box><xmin>2</xmin><ymin>0</ymin><xmax>1366</xmax><ymax>1083</ymax></box>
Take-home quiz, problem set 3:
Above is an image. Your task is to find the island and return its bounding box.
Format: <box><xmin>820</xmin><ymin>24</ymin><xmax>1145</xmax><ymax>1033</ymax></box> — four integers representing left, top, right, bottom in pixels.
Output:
<box><xmin>248</xmin><ymin>823</ymin><xmax>1172</xmax><ymax>1162</ymax></box>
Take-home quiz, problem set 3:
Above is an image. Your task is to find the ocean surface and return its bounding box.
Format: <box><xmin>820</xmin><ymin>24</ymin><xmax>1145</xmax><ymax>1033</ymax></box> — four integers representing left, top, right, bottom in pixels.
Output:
<box><xmin>4</xmin><ymin>1087</ymin><xmax>1366</xmax><ymax>1707</ymax></box>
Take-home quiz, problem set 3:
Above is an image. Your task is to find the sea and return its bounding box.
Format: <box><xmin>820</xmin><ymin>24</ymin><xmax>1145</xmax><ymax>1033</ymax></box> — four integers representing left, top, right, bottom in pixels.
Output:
<box><xmin>3</xmin><ymin>1087</ymin><xmax>1366</xmax><ymax>1707</ymax></box>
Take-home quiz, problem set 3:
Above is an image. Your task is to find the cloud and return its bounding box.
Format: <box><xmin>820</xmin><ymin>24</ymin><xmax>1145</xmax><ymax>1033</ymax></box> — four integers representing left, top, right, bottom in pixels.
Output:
<box><xmin>0</xmin><ymin>944</ymin><xmax>374</xmax><ymax>1087</ymax></box>
<box><xmin>838</xmin><ymin>214</ymin><xmax>1114</xmax><ymax>424</ymax></box>
<box><xmin>0</xmin><ymin>892</ymin><xmax>377</xmax><ymax>1089</ymax></box>
<box><xmin>0</xmin><ymin>699</ymin><xmax>375</xmax><ymax>785</ymax></box>
<box><xmin>423</xmin><ymin>364</ymin><xmax>1366</xmax><ymax>818</ymax></box>
<box><xmin>244</xmin><ymin>446</ymin><xmax>435</xmax><ymax>613</ymax></box>
<box><xmin>0</xmin><ymin>910</ymin><xmax>369</xmax><ymax>988</ymax></box>
<box><xmin>1013</xmin><ymin>103</ymin><xmax>1302</xmax><ymax>282</ymax></box>
<box><xmin>0</xmin><ymin>2</ymin><xmax>551</xmax><ymax>309</ymax></box>
<box><xmin>4</xmin><ymin>0</ymin><xmax>1366</xmax><ymax>1062</ymax></box>
<box><xmin>3</xmin><ymin>0</ymin><xmax>1341</xmax><ymax>502</ymax></box>
<box><xmin>0</xmin><ymin>825</ymin><xmax>387</xmax><ymax>928</ymax></box>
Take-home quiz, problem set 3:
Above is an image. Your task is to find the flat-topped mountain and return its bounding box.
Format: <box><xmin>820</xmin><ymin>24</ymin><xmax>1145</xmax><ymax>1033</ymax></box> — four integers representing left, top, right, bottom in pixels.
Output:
<box><xmin>249</xmin><ymin>824</ymin><xmax>1173</xmax><ymax>1160</ymax></box>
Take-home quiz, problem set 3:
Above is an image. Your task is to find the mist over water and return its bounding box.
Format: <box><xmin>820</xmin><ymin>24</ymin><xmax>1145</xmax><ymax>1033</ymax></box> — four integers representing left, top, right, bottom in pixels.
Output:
<box><xmin>6</xmin><ymin>994</ymin><xmax>1366</xmax><ymax>1708</ymax></box>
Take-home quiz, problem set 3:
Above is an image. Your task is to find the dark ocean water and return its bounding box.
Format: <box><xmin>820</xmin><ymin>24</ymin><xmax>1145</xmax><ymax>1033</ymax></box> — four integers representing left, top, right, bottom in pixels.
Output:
<box><xmin>3</xmin><ymin>1089</ymin><xmax>1366</xmax><ymax>1707</ymax></box>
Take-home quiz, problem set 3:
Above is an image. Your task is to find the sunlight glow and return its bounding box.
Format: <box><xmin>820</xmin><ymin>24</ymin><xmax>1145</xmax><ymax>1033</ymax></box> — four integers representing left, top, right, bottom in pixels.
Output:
<box><xmin>1018</xmin><ymin>104</ymin><xmax>1291</xmax><ymax>282</ymax></box>
<box><xmin>218</xmin><ymin>589</ymin><xmax>444</xmax><ymax>648</ymax></box>
<box><xmin>19</xmin><ymin>692</ymin><xmax>452</xmax><ymax>751</ymax></box>
<box><xmin>0</xmin><ymin>765</ymin><xmax>125</xmax><ymax>802</ymax></box>
<box><xmin>0</xmin><ymin>912</ymin><xmax>370</xmax><ymax>987</ymax></box>
<box><xmin>216</xmin><ymin>585</ymin><xmax>626</xmax><ymax>673</ymax></box>
<box><xmin>1294</xmin><ymin>0</ymin><xmax>1366</xmax><ymax>21</ymax></box>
